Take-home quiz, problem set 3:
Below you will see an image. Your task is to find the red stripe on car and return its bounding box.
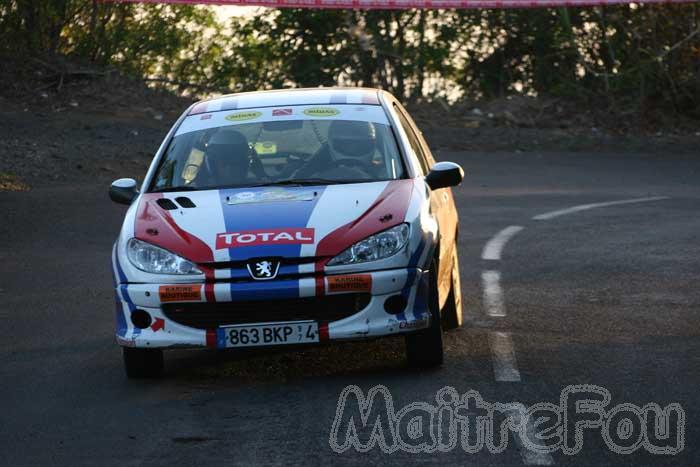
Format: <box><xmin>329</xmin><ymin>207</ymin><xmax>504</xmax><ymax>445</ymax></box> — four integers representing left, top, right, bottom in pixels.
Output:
<box><xmin>361</xmin><ymin>91</ymin><xmax>379</xmax><ymax>105</ymax></box>
<box><xmin>315</xmin><ymin>276</ymin><xmax>325</xmax><ymax>297</ymax></box>
<box><xmin>206</xmin><ymin>329</ymin><xmax>217</xmax><ymax>347</ymax></box>
<box><xmin>319</xmin><ymin>322</ymin><xmax>329</xmax><ymax>341</ymax></box>
<box><xmin>313</xmin><ymin>179</ymin><xmax>415</xmax><ymax>295</ymax></box>
<box><xmin>189</xmin><ymin>102</ymin><xmax>209</xmax><ymax>115</ymax></box>
<box><xmin>134</xmin><ymin>194</ymin><xmax>217</xmax><ymax>301</ymax></box>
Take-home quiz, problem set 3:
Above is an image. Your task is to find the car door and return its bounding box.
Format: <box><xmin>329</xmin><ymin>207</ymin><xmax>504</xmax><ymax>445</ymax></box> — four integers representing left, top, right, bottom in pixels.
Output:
<box><xmin>392</xmin><ymin>103</ymin><xmax>458</xmax><ymax>308</ymax></box>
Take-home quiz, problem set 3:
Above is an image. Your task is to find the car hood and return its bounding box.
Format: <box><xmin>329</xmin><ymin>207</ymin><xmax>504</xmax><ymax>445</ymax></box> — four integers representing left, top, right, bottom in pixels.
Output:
<box><xmin>132</xmin><ymin>180</ymin><xmax>417</xmax><ymax>264</ymax></box>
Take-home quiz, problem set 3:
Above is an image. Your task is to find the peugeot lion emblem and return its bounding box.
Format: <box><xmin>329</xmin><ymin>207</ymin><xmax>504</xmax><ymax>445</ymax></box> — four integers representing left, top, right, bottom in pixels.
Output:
<box><xmin>247</xmin><ymin>259</ymin><xmax>280</xmax><ymax>280</ymax></box>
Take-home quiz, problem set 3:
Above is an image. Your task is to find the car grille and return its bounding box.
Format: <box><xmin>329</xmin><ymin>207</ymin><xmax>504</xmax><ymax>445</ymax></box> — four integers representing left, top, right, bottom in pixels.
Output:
<box><xmin>206</xmin><ymin>256</ymin><xmax>322</xmax><ymax>270</ymax></box>
<box><xmin>162</xmin><ymin>294</ymin><xmax>371</xmax><ymax>330</ymax></box>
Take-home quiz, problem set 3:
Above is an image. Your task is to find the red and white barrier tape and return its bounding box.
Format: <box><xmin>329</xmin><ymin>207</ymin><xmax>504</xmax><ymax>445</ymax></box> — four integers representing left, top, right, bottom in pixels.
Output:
<box><xmin>101</xmin><ymin>0</ymin><xmax>698</xmax><ymax>9</ymax></box>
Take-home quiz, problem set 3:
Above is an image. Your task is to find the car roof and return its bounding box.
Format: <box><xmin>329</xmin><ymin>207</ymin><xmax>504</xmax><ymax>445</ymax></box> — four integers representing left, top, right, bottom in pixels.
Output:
<box><xmin>188</xmin><ymin>87</ymin><xmax>384</xmax><ymax>116</ymax></box>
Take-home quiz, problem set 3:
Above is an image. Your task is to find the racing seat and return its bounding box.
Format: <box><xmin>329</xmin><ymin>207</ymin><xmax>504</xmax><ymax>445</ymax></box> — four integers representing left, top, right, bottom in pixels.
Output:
<box><xmin>196</xmin><ymin>129</ymin><xmax>267</xmax><ymax>186</ymax></box>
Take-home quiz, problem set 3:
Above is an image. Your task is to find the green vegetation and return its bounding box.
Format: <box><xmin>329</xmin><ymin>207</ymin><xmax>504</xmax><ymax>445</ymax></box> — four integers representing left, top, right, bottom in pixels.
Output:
<box><xmin>2</xmin><ymin>1</ymin><xmax>699</xmax><ymax>119</ymax></box>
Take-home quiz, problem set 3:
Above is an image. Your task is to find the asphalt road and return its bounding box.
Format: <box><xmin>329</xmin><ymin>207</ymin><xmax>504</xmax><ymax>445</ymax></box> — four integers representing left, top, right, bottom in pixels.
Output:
<box><xmin>1</xmin><ymin>150</ymin><xmax>698</xmax><ymax>466</ymax></box>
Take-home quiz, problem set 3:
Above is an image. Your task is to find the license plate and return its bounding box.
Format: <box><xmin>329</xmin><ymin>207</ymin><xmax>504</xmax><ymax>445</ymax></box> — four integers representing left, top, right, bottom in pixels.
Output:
<box><xmin>221</xmin><ymin>321</ymin><xmax>319</xmax><ymax>348</ymax></box>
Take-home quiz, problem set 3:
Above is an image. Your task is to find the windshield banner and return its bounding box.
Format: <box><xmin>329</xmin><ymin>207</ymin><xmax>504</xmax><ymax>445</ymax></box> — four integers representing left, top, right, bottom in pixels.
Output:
<box><xmin>102</xmin><ymin>0</ymin><xmax>698</xmax><ymax>9</ymax></box>
<box><xmin>175</xmin><ymin>104</ymin><xmax>390</xmax><ymax>136</ymax></box>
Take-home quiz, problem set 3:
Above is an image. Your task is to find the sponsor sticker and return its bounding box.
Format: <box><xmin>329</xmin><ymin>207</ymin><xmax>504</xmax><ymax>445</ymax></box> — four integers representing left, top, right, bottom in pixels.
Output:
<box><xmin>225</xmin><ymin>111</ymin><xmax>262</xmax><ymax>122</ymax></box>
<box><xmin>327</xmin><ymin>274</ymin><xmax>373</xmax><ymax>293</ymax></box>
<box><xmin>116</xmin><ymin>336</ymin><xmax>137</xmax><ymax>347</ymax></box>
<box><xmin>176</xmin><ymin>104</ymin><xmax>390</xmax><ymax>137</ymax></box>
<box><xmin>399</xmin><ymin>319</ymin><xmax>428</xmax><ymax>330</ymax></box>
<box><xmin>235</xmin><ymin>191</ymin><xmax>256</xmax><ymax>200</ymax></box>
<box><xmin>303</xmin><ymin>107</ymin><xmax>340</xmax><ymax>117</ymax></box>
<box><xmin>159</xmin><ymin>285</ymin><xmax>202</xmax><ymax>302</ymax></box>
<box><xmin>216</xmin><ymin>228</ymin><xmax>315</xmax><ymax>249</ymax></box>
<box><xmin>225</xmin><ymin>189</ymin><xmax>316</xmax><ymax>205</ymax></box>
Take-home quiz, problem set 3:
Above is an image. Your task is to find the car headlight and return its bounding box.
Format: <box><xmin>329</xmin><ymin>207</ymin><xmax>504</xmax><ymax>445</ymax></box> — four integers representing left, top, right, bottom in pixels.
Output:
<box><xmin>327</xmin><ymin>224</ymin><xmax>410</xmax><ymax>266</ymax></box>
<box><xmin>126</xmin><ymin>238</ymin><xmax>202</xmax><ymax>275</ymax></box>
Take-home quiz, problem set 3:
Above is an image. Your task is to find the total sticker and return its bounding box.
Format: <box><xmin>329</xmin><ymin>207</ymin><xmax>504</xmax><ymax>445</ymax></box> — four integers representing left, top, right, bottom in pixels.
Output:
<box><xmin>225</xmin><ymin>111</ymin><xmax>262</xmax><ymax>122</ymax></box>
<box><xmin>159</xmin><ymin>284</ymin><xmax>202</xmax><ymax>302</ymax></box>
<box><xmin>303</xmin><ymin>107</ymin><xmax>340</xmax><ymax>117</ymax></box>
<box><xmin>327</xmin><ymin>274</ymin><xmax>372</xmax><ymax>293</ymax></box>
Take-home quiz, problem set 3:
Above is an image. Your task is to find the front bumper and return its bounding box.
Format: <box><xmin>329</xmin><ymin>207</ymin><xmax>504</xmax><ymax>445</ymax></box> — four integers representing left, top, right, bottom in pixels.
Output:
<box><xmin>114</xmin><ymin>268</ymin><xmax>431</xmax><ymax>349</ymax></box>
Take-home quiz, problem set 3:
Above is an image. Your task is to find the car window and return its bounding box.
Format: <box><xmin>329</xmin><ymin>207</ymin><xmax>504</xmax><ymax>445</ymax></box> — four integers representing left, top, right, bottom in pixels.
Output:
<box><xmin>393</xmin><ymin>103</ymin><xmax>430</xmax><ymax>175</ymax></box>
<box><xmin>406</xmin><ymin>114</ymin><xmax>436</xmax><ymax>168</ymax></box>
<box><xmin>150</xmin><ymin>105</ymin><xmax>406</xmax><ymax>192</ymax></box>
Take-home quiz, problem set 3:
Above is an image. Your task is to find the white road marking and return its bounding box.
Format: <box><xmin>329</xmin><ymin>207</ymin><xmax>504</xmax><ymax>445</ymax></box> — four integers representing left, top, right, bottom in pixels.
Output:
<box><xmin>508</xmin><ymin>403</ymin><xmax>555</xmax><ymax>465</ymax></box>
<box><xmin>532</xmin><ymin>196</ymin><xmax>670</xmax><ymax>221</ymax></box>
<box><xmin>489</xmin><ymin>331</ymin><xmax>521</xmax><ymax>382</ymax></box>
<box><xmin>482</xmin><ymin>225</ymin><xmax>524</xmax><ymax>260</ymax></box>
<box><xmin>482</xmin><ymin>270</ymin><xmax>506</xmax><ymax>317</ymax></box>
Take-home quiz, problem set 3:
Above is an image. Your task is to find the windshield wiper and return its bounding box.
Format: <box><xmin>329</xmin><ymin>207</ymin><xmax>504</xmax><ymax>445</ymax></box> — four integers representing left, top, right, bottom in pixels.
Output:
<box><xmin>247</xmin><ymin>178</ymin><xmax>367</xmax><ymax>187</ymax></box>
<box><xmin>151</xmin><ymin>186</ymin><xmax>203</xmax><ymax>193</ymax></box>
<box><xmin>152</xmin><ymin>179</ymin><xmax>371</xmax><ymax>192</ymax></box>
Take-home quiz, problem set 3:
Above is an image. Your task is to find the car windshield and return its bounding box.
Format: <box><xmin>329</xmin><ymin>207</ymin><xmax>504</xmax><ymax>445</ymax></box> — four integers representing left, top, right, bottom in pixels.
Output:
<box><xmin>150</xmin><ymin>104</ymin><xmax>406</xmax><ymax>192</ymax></box>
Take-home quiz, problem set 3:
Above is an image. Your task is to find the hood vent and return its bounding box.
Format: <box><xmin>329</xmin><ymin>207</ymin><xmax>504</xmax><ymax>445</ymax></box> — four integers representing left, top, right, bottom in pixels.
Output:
<box><xmin>175</xmin><ymin>196</ymin><xmax>196</xmax><ymax>208</ymax></box>
<box><xmin>155</xmin><ymin>197</ymin><xmax>196</xmax><ymax>210</ymax></box>
<box><xmin>156</xmin><ymin>198</ymin><xmax>178</xmax><ymax>210</ymax></box>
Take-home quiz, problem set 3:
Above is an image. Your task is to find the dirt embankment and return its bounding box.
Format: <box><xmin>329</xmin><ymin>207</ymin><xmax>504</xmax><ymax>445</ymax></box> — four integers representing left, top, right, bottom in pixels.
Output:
<box><xmin>407</xmin><ymin>96</ymin><xmax>700</xmax><ymax>154</ymax></box>
<box><xmin>0</xmin><ymin>60</ymin><xmax>193</xmax><ymax>190</ymax></box>
<box><xmin>1</xmin><ymin>61</ymin><xmax>698</xmax><ymax>191</ymax></box>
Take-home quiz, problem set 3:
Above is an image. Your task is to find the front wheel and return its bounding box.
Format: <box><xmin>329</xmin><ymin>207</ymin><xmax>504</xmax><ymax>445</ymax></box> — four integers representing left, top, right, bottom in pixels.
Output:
<box><xmin>441</xmin><ymin>248</ymin><xmax>463</xmax><ymax>330</ymax></box>
<box><xmin>123</xmin><ymin>347</ymin><xmax>164</xmax><ymax>378</ymax></box>
<box><xmin>405</xmin><ymin>264</ymin><xmax>444</xmax><ymax>368</ymax></box>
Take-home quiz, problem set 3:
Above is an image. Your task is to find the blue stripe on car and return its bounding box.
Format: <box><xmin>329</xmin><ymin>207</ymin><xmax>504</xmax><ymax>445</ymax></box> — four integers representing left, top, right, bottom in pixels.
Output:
<box><xmin>219</xmin><ymin>98</ymin><xmax>239</xmax><ymax>111</ymax></box>
<box><xmin>218</xmin><ymin>187</ymin><xmax>325</xmax><ymax>299</ymax></box>
<box><xmin>330</xmin><ymin>92</ymin><xmax>347</xmax><ymax>104</ymax></box>
<box><xmin>113</xmin><ymin>246</ymin><xmax>139</xmax><ymax>337</ymax></box>
<box><xmin>400</xmin><ymin>235</ymin><xmax>434</xmax><ymax>321</ymax></box>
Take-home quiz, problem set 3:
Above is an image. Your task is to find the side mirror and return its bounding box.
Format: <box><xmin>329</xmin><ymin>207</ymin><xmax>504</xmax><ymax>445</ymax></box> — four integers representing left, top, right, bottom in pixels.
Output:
<box><xmin>109</xmin><ymin>178</ymin><xmax>139</xmax><ymax>205</ymax></box>
<box><xmin>425</xmin><ymin>162</ymin><xmax>464</xmax><ymax>190</ymax></box>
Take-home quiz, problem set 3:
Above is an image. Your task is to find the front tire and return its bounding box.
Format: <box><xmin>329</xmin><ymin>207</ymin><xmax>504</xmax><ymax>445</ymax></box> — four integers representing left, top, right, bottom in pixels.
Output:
<box><xmin>123</xmin><ymin>347</ymin><xmax>164</xmax><ymax>378</ymax></box>
<box><xmin>405</xmin><ymin>264</ymin><xmax>444</xmax><ymax>368</ymax></box>
<box><xmin>441</xmin><ymin>248</ymin><xmax>463</xmax><ymax>330</ymax></box>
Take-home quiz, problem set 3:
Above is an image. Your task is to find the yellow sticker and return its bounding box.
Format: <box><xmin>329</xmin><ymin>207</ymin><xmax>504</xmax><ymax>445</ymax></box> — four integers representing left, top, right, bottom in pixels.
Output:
<box><xmin>254</xmin><ymin>141</ymin><xmax>278</xmax><ymax>155</ymax></box>
<box><xmin>225</xmin><ymin>111</ymin><xmax>262</xmax><ymax>122</ymax></box>
<box><xmin>303</xmin><ymin>107</ymin><xmax>340</xmax><ymax>118</ymax></box>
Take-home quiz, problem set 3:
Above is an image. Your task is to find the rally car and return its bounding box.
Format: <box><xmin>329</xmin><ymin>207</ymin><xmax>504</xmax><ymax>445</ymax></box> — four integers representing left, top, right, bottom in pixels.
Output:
<box><xmin>110</xmin><ymin>88</ymin><xmax>464</xmax><ymax>378</ymax></box>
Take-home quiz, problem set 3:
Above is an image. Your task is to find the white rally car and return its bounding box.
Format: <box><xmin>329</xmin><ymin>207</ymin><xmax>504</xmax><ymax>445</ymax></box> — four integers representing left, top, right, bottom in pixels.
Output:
<box><xmin>110</xmin><ymin>88</ymin><xmax>464</xmax><ymax>377</ymax></box>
